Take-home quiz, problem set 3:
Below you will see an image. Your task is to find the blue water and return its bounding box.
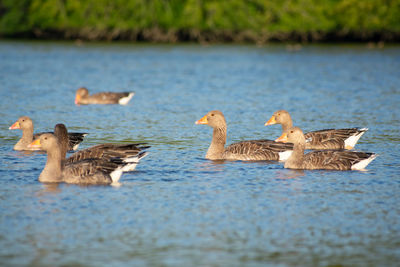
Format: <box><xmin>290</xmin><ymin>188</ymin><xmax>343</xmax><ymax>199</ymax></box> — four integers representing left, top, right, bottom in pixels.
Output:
<box><xmin>0</xmin><ymin>41</ymin><xmax>399</xmax><ymax>266</ymax></box>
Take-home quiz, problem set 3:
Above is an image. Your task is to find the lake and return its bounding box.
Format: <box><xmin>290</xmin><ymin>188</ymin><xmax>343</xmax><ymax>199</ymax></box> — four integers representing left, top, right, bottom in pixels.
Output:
<box><xmin>0</xmin><ymin>40</ymin><xmax>399</xmax><ymax>266</ymax></box>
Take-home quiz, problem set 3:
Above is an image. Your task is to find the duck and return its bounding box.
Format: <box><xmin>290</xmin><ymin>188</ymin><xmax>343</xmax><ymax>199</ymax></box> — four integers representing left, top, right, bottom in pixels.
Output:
<box><xmin>28</xmin><ymin>133</ymin><xmax>147</xmax><ymax>185</ymax></box>
<box><xmin>195</xmin><ymin>110</ymin><xmax>293</xmax><ymax>161</ymax></box>
<box><xmin>275</xmin><ymin>127</ymin><xmax>377</xmax><ymax>170</ymax></box>
<box><xmin>265</xmin><ymin>110</ymin><xmax>368</xmax><ymax>149</ymax></box>
<box><xmin>9</xmin><ymin>116</ymin><xmax>87</xmax><ymax>151</ymax></box>
<box><xmin>75</xmin><ymin>87</ymin><xmax>135</xmax><ymax>105</ymax></box>
<box><xmin>54</xmin><ymin>123</ymin><xmax>149</xmax><ymax>172</ymax></box>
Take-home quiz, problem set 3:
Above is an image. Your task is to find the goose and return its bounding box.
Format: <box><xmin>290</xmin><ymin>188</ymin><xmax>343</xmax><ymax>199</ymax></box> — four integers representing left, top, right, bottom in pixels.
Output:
<box><xmin>28</xmin><ymin>133</ymin><xmax>146</xmax><ymax>184</ymax></box>
<box><xmin>195</xmin><ymin>110</ymin><xmax>293</xmax><ymax>161</ymax></box>
<box><xmin>275</xmin><ymin>127</ymin><xmax>377</xmax><ymax>170</ymax></box>
<box><xmin>54</xmin><ymin>123</ymin><xmax>149</xmax><ymax>172</ymax></box>
<box><xmin>9</xmin><ymin>116</ymin><xmax>87</xmax><ymax>151</ymax></box>
<box><xmin>265</xmin><ymin>110</ymin><xmax>367</xmax><ymax>149</ymax></box>
<box><xmin>75</xmin><ymin>87</ymin><xmax>134</xmax><ymax>105</ymax></box>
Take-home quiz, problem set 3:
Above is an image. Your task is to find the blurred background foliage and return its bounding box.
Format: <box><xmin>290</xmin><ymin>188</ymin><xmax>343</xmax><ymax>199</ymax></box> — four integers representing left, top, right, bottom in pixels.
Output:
<box><xmin>1</xmin><ymin>0</ymin><xmax>399</xmax><ymax>42</ymax></box>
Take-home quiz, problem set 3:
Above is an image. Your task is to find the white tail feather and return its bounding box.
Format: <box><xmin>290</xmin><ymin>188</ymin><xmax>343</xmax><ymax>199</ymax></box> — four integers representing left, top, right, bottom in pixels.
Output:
<box><xmin>123</xmin><ymin>152</ymin><xmax>148</xmax><ymax>163</ymax></box>
<box><xmin>121</xmin><ymin>163</ymin><xmax>138</xmax><ymax>172</ymax></box>
<box><xmin>351</xmin><ymin>154</ymin><xmax>377</xmax><ymax>170</ymax></box>
<box><xmin>345</xmin><ymin>128</ymin><xmax>368</xmax><ymax>149</ymax></box>
<box><xmin>121</xmin><ymin>152</ymin><xmax>148</xmax><ymax>172</ymax></box>
<box><xmin>110</xmin><ymin>151</ymin><xmax>148</xmax><ymax>182</ymax></box>
<box><xmin>110</xmin><ymin>166</ymin><xmax>124</xmax><ymax>183</ymax></box>
<box><xmin>118</xmin><ymin>92</ymin><xmax>135</xmax><ymax>105</ymax></box>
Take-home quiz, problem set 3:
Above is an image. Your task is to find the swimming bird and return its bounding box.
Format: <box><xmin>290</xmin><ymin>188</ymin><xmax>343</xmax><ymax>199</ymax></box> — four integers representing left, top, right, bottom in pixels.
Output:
<box><xmin>54</xmin><ymin>123</ymin><xmax>149</xmax><ymax>172</ymax></box>
<box><xmin>75</xmin><ymin>87</ymin><xmax>135</xmax><ymax>105</ymax></box>
<box><xmin>9</xmin><ymin>116</ymin><xmax>87</xmax><ymax>151</ymax></box>
<box><xmin>196</xmin><ymin>110</ymin><xmax>293</xmax><ymax>161</ymax></box>
<box><xmin>29</xmin><ymin>133</ymin><xmax>147</xmax><ymax>184</ymax></box>
<box><xmin>265</xmin><ymin>110</ymin><xmax>368</xmax><ymax>149</ymax></box>
<box><xmin>275</xmin><ymin>127</ymin><xmax>377</xmax><ymax>170</ymax></box>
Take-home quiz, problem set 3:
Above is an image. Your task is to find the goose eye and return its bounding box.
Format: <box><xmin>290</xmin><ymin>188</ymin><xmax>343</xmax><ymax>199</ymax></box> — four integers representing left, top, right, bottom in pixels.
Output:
<box><xmin>290</xmin><ymin>130</ymin><xmax>294</xmax><ymax>133</ymax></box>
<box><xmin>211</xmin><ymin>114</ymin><xmax>214</xmax><ymax>116</ymax></box>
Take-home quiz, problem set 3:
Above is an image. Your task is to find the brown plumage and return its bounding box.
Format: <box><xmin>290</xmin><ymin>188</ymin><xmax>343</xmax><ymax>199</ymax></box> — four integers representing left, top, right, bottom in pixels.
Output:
<box><xmin>65</xmin><ymin>143</ymin><xmax>149</xmax><ymax>164</ymax></box>
<box><xmin>9</xmin><ymin>116</ymin><xmax>87</xmax><ymax>151</ymax></box>
<box><xmin>75</xmin><ymin>87</ymin><xmax>135</xmax><ymax>105</ymax></box>
<box><xmin>276</xmin><ymin>127</ymin><xmax>377</xmax><ymax>170</ymax></box>
<box><xmin>196</xmin><ymin>110</ymin><xmax>293</xmax><ymax>161</ymax></box>
<box><xmin>54</xmin><ymin>124</ymin><xmax>70</xmax><ymax>159</ymax></box>
<box><xmin>61</xmin><ymin>158</ymin><xmax>127</xmax><ymax>184</ymax></box>
<box><xmin>265</xmin><ymin>110</ymin><xmax>368</xmax><ymax>150</ymax></box>
<box><xmin>29</xmin><ymin>133</ymin><xmax>145</xmax><ymax>185</ymax></box>
<box><xmin>54</xmin><ymin>123</ymin><xmax>149</xmax><ymax>172</ymax></box>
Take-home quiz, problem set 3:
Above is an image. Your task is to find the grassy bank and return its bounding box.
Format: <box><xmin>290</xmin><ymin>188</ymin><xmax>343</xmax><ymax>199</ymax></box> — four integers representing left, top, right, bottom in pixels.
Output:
<box><xmin>1</xmin><ymin>0</ymin><xmax>400</xmax><ymax>43</ymax></box>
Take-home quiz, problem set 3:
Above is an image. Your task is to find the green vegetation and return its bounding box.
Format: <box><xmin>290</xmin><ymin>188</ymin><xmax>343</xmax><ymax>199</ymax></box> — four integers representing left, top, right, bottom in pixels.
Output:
<box><xmin>1</xmin><ymin>0</ymin><xmax>399</xmax><ymax>42</ymax></box>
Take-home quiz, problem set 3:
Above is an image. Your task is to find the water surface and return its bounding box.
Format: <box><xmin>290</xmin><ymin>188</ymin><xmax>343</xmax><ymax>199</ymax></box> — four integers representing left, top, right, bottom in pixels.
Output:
<box><xmin>0</xmin><ymin>41</ymin><xmax>399</xmax><ymax>266</ymax></box>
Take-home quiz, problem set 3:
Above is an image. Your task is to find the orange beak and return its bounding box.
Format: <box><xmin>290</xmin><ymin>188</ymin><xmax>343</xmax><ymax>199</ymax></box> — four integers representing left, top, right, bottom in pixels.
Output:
<box><xmin>28</xmin><ymin>138</ymin><xmax>41</xmax><ymax>149</ymax></box>
<box><xmin>75</xmin><ymin>94</ymin><xmax>81</xmax><ymax>105</ymax></box>
<box><xmin>9</xmin><ymin>121</ymin><xmax>20</xmax><ymax>130</ymax></box>
<box><xmin>265</xmin><ymin>115</ymin><xmax>276</xmax><ymax>126</ymax></box>
<box><xmin>275</xmin><ymin>133</ymin><xmax>288</xmax><ymax>143</ymax></box>
<box><xmin>195</xmin><ymin>115</ymin><xmax>208</xmax><ymax>125</ymax></box>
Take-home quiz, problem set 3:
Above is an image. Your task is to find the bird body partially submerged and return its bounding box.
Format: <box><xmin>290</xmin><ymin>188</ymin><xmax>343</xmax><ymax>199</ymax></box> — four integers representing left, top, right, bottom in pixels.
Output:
<box><xmin>275</xmin><ymin>127</ymin><xmax>377</xmax><ymax>170</ymax></box>
<box><xmin>29</xmin><ymin>133</ymin><xmax>149</xmax><ymax>185</ymax></box>
<box><xmin>75</xmin><ymin>87</ymin><xmax>134</xmax><ymax>105</ymax></box>
<box><xmin>196</xmin><ymin>110</ymin><xmax>293</xmax><ymax>161</ymax></box>
<box><xmin>265</xmin><ymin>110</ymin><xmax>368</xmax><ymax>150</ymax></box>
<box><xmin>9</xmin><ymin>116</ymin><xmax>87</xmax><ymax>151</ymax></box>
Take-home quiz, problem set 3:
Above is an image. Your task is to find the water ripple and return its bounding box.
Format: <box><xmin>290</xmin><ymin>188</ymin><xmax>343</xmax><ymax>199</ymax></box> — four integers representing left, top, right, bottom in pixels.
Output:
<box><xmin>0</xmin><ymin>41</ymin><xmax>399</xmax><ymax>266</ymax></box>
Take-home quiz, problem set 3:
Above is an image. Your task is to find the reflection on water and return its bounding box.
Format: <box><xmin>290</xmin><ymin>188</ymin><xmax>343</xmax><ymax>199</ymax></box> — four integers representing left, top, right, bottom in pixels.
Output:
<box><xmin>38</xmin><ymin>183</ymin><xmax>61</xmax><ymax>194</ymax></box>
<box><xmin>0</xmin><ymin>41</ymin><xmax>399</xmax><ymax>266</ymax></box>
<box><xmin>274</xmin><ymin>169</ymin><xmax>305</xmax><ymax>179</ymax></box>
